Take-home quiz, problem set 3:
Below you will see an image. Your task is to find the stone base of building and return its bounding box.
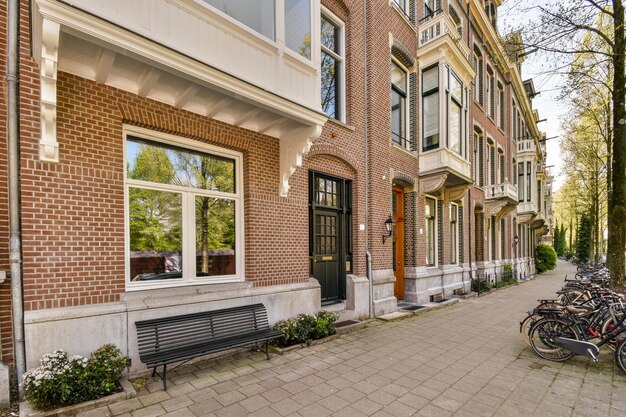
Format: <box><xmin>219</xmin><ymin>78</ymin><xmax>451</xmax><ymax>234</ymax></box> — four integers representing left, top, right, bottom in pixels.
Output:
<box><xmin>403</xmin><ymin>264</ymin><xmax>470</xmax><ymax>305</ymax></box>
<box><xmin>24</xmin><ymin>279</ymin><xmax>321</xmax><ymax>376</ymax></box>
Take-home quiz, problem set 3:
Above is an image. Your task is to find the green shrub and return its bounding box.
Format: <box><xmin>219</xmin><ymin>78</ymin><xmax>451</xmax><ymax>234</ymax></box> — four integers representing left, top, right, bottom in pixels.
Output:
<box><xmin>536</xmin><ymin>243</ymin><xmax>557</xmax><ymax>273</ymax></box>
<box><xmin>471</xmin><ymin>277</ymin><xmax>491</xmax><ymax>293</ymax></box>
<box><xmin>272</xmin><ymin>311</ymin><xmax>339</xmax><ymax>348</ymax></box>
<box><xmin>22</xmin><ymin>344</ymin><xmax>129</xmax><ymax>410</ymax></box>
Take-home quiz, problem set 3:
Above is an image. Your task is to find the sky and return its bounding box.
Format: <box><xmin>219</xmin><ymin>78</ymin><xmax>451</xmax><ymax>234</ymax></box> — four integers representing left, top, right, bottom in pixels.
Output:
<box><xmin>498</xmin><ymin>0</ymin><xmax>566</xmax><ymax>191</ymax></box>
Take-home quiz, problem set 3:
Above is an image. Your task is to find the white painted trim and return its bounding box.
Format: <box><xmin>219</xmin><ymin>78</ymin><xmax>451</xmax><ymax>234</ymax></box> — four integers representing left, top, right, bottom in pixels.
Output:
<box><xmin>122</xmin><ymin>125</ymin><xmax>245</xmax><ymax>291</ymax></box>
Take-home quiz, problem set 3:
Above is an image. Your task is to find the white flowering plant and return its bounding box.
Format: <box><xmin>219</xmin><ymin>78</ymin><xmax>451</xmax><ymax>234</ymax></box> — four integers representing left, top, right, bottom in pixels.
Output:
<box><xmin>22</xmin><ymin>344</ymin><xmax>129</xmax><ymax>410</ymax></box>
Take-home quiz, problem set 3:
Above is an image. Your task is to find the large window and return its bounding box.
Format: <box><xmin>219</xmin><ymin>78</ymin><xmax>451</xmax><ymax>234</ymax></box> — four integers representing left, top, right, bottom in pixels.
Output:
<box><xmin>486</xmin><ymin>66</ymin><xmax>495</xmax><ymax>119</ymax></box>
<box><xmin>450</xmin><ymin>204</ymin><xmax>458</xmax><ymax>264</ymax></box>
<box><xmin>449</xmin><ymin>74</ymin><xmax>463</xmax><ymax>155</ymax></box>
<box><xmin>125</xmin><ymin>131</ymin><xmax>243</xmax><ymax>288</ymax></box>
<box><xmin>518</xmin><ymin>162</ymin><xmax>524</xmax><ymax>201</ymax></box>
<box><xmin>321</xmin><ymin>10</ymin><xmax>345</xmax><ymax>121</ymax></box>
<box><xmin>393</xmin><ymin>0</ymin><xmax>409</xmax><ymax>15</ymax></box>
<box><xmin>425</xmin><ymin>0</ymin><xmax>440</xmax><ymax>19</ymax></box>
<box><xmin>473</xmin><ymin>46</ymin><xmax>484</xmax><ymax>106</ymax></box>
<box><xmin>526</xmin><ymin>161</ymin><xmax>531</xmax><ymax>202</ymax></box>
<box><xmin>498</xmin><ymin>149</ymin><xmax>505</xmax><ymax>183</ymax></box>
<box><xmin>392</xmin><ymin>61</ymin><xmax>409</xmax><ymax>148</ymax></box>
<box><xmin>203</xmin><ymin>0</ymin><xmax>275</xmax><ymax>40</ymax></box>
<box><xmin>285</xmin><ymin>0</ymin><xmax>312</xmax><ymax>59</ymax></box>
<box><xmin>422</xmin><ymin>66</ymin><xmax>439</xmax><ymax>151</ymax></box>
<box><xmin>425</xmin><ymin>197</ymin><xmax>437</xmax><ymax>266</ymax></box>
<box><xmin>487</xmin><ymin>140</ymin><xmax>495</xmax><ymax>186</ymax></box>
<box><xmin>497</xmin><ymin>82</ymin><xmax>504</xmax><ymax>129</ymax></box>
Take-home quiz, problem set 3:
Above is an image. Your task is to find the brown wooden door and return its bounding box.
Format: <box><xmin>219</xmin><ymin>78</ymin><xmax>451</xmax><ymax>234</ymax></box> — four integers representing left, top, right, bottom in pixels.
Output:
<box><xmin>392</xmin><ymin>188</ymin><xmax>405</xmax><ymax>300</ymax></box>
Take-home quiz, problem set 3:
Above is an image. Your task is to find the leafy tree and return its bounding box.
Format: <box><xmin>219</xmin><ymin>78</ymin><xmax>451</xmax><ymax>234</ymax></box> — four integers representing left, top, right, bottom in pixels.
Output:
<box><xmin>536</xmin><ymin>243</ymin><xmax>558</xmax><ymax>273</ymax></box>
<box><xmin>509</xmin><ymin>0</ymin><xmax>625</xmax><ymax>286</ymax></box>
<box><xmin>577</xmin><ymin>213</ymin><xmax>594</xmax><ymax>263</ymax></box>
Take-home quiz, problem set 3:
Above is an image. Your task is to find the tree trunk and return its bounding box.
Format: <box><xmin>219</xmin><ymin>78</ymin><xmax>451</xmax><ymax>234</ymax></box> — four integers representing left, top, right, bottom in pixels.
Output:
<box><xmin>609</xmin><ymin>0</ymin><xmax>626</xmax><ymax>287</ymax></box>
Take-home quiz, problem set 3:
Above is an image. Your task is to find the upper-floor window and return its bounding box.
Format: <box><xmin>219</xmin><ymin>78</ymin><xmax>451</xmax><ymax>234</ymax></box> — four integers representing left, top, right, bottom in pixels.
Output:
<box><xmin>321</xmin><ymin>10</ymin><xmax>345</xmax><ymax>121</ymax></box>
<box><xmin>391</xmin><ymin>60</ymin><xmax>409</xmax><ymax>148</ymax></box>
<box><xmin>474</xmin><ymin>127</ymin><xmax>484</xmax><ymax>187</ymax></box>
<box><xmin>473</xmin><ymin>47</ymin><xmax>484</xmax><ymax>106</ymax></box>
<box><xmin>285</xmin><ymin>0</ymin><xmax>312</xmax><ymax>59</ymax></box>
<box><xmin>518</xmin><ymin>161</ymin><xmax>524</xmax><ymax>201</ymax></box>
<box><xmin>487</xmin><ymin>139</ymin><xmax>495</xmax><ymax>185</ymax></box>
<box><xmin>424</xmin><ymin>0</ymin><xmax>440</xmax><ymax>20</ymax></box>
<box><xmin>526</xmin><ymin>161</ymin><xmax>531</xmax><ymax>202</ymax></box>
<box><xmin>486</xmin><ymin>66</ymin><xmax>495</xmax><ymax>119</ymax></box>
<box><xmin>125</xmin><ymin>130</ymin><xmax>243</xmax><ymax>289</ymax></box>
<box><xmin>498</xmin><ymin>148</ymin><xmax>505</xmax><ymax>183</ymax></box>
<box><xmin>512</xmin><ymin>100</ymin><xmax>518</xmax><ymax>140</ymax></box>
<box><xmin>422</xmin><ymin>65</ymin><xmax>439</xmax><ymax>151</ymax></box>
<box><xmin>449</xmin><ymin>73</ymin><xmax>463</xmax><ymax>155</ymax></box>
<box><xmin>449</xmin><ymin>7</ymin><xmax>462</xmax><ymax>37</ymax></box>
<box><xmin>203</xmin><ymin>0</ymin><xmax>275</xmax><ymax>40</ymax></box>
<box><xmin>393</xmin><ymin>0</ymin><xmax>410</xmax><ymax>15</ymax></box>
<box><xmin>513</xmin><ymin>158</ymin><xmax>517</xmax><ymax>185</ymax></box>
<box><xmin>497</xmin><ymin>81</ymin><xmax>504</xmax><ymax>129</ymax></box>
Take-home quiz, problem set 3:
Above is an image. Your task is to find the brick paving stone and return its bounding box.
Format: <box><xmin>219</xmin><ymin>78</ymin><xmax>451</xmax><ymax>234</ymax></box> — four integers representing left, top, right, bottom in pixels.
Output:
<box><xmin>76</xmin><ymin>406</ymin><xmax>112</xmax><ymax>417</ymax></box>
<box><xmin>116</xmin><ymin>262</ymin><xmax>626</xmax><ymax>417</ymax></box>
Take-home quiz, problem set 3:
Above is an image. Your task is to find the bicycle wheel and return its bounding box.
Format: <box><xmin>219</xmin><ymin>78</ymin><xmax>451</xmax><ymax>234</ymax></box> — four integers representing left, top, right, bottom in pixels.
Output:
<box><xmin>520</xmin><ymin>314</ymin><xmax>541</xmax><ymax>346</ymax></box>
<box><xmin>614</xmin><ymin>339</ymin><xmax>626</xmax><ymax>375</ymax></box>
<box><xmin>529</xmin><ymin>318</ymin><xmax>580</xmax><ymax>361</ymax></box>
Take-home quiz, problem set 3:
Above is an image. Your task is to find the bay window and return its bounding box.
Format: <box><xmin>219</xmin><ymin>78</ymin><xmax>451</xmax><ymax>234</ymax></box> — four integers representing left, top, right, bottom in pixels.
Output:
<box><xmin>449</xmin><ymin>74</ymin><xmax>463</xmax><ymax>155</ymax></box>
<box><xmin>125</xmin><ymin>131</ymin><xmax>243</xmax><ymax>288</ymax></box>
<box><xmin>518</xmin><ymin>162</ymin><xmax>524</xmax><ymax>201</ymax></box>
<box><xmin>526</xmin><ymin>161</ymin><xmax>531</xmax><ymax>202</ymax></box>
<box><xmin>422</xmin><ymin>66</ymin><xmax>439</xmax><ymax>151</ymax></box>
<box><xmin>285</xmin><ymin>0</ymin><xmax>312</xmax><ymax>59</ymax></box>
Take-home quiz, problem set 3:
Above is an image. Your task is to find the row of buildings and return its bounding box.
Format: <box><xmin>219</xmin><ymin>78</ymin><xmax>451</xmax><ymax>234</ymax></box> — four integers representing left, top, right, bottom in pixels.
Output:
<box><xmin>0</xmin><ymin>0</ymin><xmax>553</xmax><ymax>381</ymax></box>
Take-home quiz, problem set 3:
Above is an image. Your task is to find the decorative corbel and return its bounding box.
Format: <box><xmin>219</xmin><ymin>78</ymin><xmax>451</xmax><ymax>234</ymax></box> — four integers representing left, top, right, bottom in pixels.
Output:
<box><xmin>420</xmin><ymin>172</ymin><xmax>448</xmax><ymax>196</ymax></box>
<box><xmin>444</xmin><ymin>184</ymin><xmax>470</xmax><ymax>203</ymax></box>
<box><xmin>39</xmin><ymin>18</ymin><xmax>60</xmax><ymax>163</ymax></box>
<box><xmin>279</xmin><ymin>125</ymin><xmax>323</xmax><ymax>197</ymax></box>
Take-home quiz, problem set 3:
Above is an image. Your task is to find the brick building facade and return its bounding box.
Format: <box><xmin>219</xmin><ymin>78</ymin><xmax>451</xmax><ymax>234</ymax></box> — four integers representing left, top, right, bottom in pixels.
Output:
<box><xmin>0</xmin><ymin>0</ymin><xmax>550</xmax><ymax>380</ymax></box>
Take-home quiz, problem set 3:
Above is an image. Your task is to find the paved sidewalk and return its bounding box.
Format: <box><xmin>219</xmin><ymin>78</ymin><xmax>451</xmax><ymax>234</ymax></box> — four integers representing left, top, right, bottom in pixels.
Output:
<box><xmin>89</xmin><ymin>261</ymin><xmax>626</xmax><ymax>417</ymax></box>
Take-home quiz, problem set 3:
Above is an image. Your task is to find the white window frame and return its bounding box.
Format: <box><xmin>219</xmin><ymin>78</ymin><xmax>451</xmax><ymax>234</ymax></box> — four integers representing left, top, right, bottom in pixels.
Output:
<box><xmin>425</xmin><ymin>196</ymin><xmax>438</xmax><ymax>267</ymax></box>
<box><xmin>392</xmin><ymin>0</ymin><xmax>410</xmax><ymax>16</ymax></box>
<box><xmin>123</xmin><ymin>125</ymin><xmax>245</xmax><ymax>291</ymax></box>
<box><xmin>321</xmin><ymin>6</ymin><xmax>346</xmax><ymax>122</ymax></box>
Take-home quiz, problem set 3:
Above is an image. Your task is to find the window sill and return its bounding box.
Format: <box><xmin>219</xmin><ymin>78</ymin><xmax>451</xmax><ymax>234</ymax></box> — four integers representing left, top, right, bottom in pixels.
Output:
<box><xmin>392</xmin><ymin>142</ymin><xmax>416</xmax><ymax>156</ymax></box>
<box><xmin>125</xmin><ymin>276</ymin><xmax>246</xmax><ymax>293</ymax></box>
<box><xmin>327</xmin><ymin>118</ymin><xmax>356</xmax><ymax>132</ymax></box>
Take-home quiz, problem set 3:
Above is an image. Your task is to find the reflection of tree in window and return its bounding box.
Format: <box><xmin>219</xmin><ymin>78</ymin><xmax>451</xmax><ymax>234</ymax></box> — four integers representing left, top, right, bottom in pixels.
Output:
<box><xmin>321</xmin><ymin>15</ymin><xmax>341</xmax><ymax>119</ymax></box>
<box><xmin>285</xmin><ymin>0</ymin><xmax>311</xmax><ymax>59</ymax></box>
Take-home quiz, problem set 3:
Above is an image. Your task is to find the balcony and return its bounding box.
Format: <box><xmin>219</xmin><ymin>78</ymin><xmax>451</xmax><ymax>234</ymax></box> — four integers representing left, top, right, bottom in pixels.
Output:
<box><xmin>419</xmin><ymin>148</ymin><xmax>472</xmax><ymax>196</ymax></box>
<box><xmin>517</xmin><ymin>139</ymin><xmax>537</xmax><ymax>156</ymax></box>
<box><xmin>417</xmin><ymin>13</ymin><xmax>474</xmax><ymax>81</ymax></box>
<box><xmin>517</xmin><ymin>201</ymin><xmax>539</xmax><ymax>224</ymax></box>
<box><xmin>485</xmin><ymin>181</ymin><xmax>518</xmax><ymax>218</ymax></box>
<box><xmin>31</xmin><ymin>0</ymin><xmax>326</xmax><ymax>196</ymax></box>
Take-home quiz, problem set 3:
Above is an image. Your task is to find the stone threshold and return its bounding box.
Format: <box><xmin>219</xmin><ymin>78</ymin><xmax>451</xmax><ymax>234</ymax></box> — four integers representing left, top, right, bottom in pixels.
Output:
<box><xmin>20</xmin><ymin>379</ymin><xmax>137</xmax><ymax>417</ymax></box>
<box><xmin>377</xmin><ymin>298</ymin><xmax>461</xmax><ymax>322</ymax></box>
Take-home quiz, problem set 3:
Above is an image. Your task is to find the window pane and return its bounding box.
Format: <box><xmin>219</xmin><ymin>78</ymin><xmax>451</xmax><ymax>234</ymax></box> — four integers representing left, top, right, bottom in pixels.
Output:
<box><xmin>423</xmin><ymin>93</ymin><xmax>439</xmax><ymax>149</ymax></box>
<box><xmin>449</xmin><ymin>102</ymin><xmax>461</xmax><ymax>154</ymax></box>
<box><xmin>285</xmin><ymin>0</ymin><xmax>311</xmax><ymax>59</ymax></box>
<box><xmin>129</xmin><ymin>188</ymin><xmax>183</xmax><ymax>282</ymax></box>
<box><xmin>203</xmin><ymin>0</ymin><xmax>275</xmax><ymax>40</ymax></box>
<box><xmin>391</xmin><ymin>62</ymin><xmax>407</xmax><ymax>93</ymax></box>
<box><xmin>423</xmin><ymin>66</ymin><xmax>439</xmax><ymax>92</ymax></box>
<box><xmin>450</xmin><ymin>74</ymin><xmax>462</xmax><ymax>103</ymax></box>
<box><xmin>196</xmin><ymin>197</ymin><xmax>236</xmax><ymax>276</ymax></box>
<box><xmin>391</xmin><ymin>89</ymin><xmax>405</xmax><ymax>145</ymax></box>
<box><xmin>321</xmin><ymin>51</ymin><xmax>339</xmax><ymax>118</ymax></box>
<box><xmin>426</xmin><ymin>199</ymin><xmax>436</xmax><ymax>266</ymax></box>
<box><xmin>321</xmin><ymin>16</ymin><xmax>338</xmax><ymax>53</ymax></box>
<box><xmin>127</xmin><ymin>138</ymin><xmax>235</xmax><ymax>193</ymax></box>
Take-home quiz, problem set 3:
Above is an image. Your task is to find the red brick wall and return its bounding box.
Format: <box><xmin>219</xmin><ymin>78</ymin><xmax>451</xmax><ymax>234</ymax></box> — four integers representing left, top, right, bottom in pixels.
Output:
<box><xmin>0</xmin><ymin>0</ymin><xmax>12</xmax><ymax>363</ymax></box>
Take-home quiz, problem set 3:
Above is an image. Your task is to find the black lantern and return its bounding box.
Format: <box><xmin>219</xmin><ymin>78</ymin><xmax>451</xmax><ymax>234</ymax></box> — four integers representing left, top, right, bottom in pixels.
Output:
<box><xmin>383</xmin><ymin>215</ymin><xmax>395</xmax><ymax>243</ymax></box>
<box><xmin>513</xmin><ymin>235</ymin><xmax>519</xmax><ymax>246</ymax></box>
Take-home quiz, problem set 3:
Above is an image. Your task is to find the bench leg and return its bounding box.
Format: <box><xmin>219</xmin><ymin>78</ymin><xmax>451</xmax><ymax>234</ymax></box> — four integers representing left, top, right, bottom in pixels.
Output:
<box><xmin>152</xmin><ymin>367</ymin><xmax>157</xmax><ymax>378</ymax></box>
<box><xmin>162</xmin><ymin>365</ymin><xmax>168</xmax><ymax>391</ymax></box>
<box><xmin>265</xmin><ymin>341</ymin><xmax>270</xmax><ymax>360</ymax></box>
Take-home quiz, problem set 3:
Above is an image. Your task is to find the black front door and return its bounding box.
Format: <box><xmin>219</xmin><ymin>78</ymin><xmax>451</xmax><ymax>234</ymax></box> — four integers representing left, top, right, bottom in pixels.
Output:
<box><xmin>309</xmin><ymin>172</ymin><xmax>352</xmax><ymax>304</ymax></box>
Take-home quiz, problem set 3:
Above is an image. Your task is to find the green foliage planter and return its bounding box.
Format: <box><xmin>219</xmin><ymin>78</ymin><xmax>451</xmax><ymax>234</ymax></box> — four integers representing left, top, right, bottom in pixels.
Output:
<box><xmin>271</xmin><ymin>311</ymin><xmax>339</xmax><ymax>348</ymax></box>
<box><xmin>22</xmin><ymin>344</ymin><xmax>130</xmax><ymax>411</ymax></box>
<box><xmin>536</xmin><ymin>243</ymin><xmax>557</xmax><ymax>273</ymax></box>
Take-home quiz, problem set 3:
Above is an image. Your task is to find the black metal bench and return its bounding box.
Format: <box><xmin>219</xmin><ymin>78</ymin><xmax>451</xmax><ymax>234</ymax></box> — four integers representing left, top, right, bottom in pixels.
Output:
<box><xmin>135</xmin><ymin>303</ymin><xmax>281</xmax><ymax>390</ymax></box>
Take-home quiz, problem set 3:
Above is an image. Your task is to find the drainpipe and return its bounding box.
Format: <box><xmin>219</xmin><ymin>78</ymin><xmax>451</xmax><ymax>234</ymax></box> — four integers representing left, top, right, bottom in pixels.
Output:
<box><xmin>364</xmin><ymin>0</ymin><xmax>373</xmax><ymax>318</ymax></box>
<box><xmin>8</xmin><ymin>0</ymin><xmax>26</xmax><ymax>387</ymax></box>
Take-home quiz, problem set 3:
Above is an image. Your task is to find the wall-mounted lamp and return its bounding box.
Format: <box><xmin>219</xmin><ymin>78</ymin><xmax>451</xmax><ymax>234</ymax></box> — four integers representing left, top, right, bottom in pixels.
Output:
<box><xmin>382</xmin><ymin>215</ymin><xmax>395</xmax><ymax>244</ymax></box>
<box><xmin>513</xmin><ymin>235</ymin><xmax>519</xmax><ymax>246</ymax></box>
